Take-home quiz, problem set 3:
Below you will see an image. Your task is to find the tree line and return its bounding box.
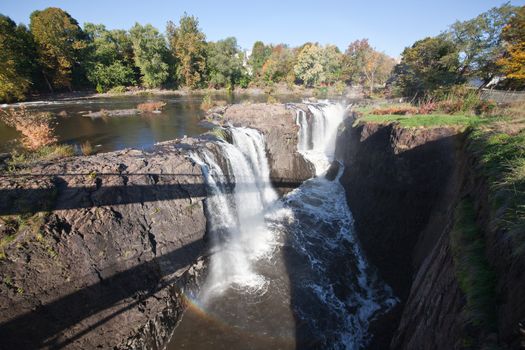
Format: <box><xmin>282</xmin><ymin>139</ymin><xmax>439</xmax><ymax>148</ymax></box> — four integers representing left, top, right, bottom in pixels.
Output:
<box><xmin>0</xmin><ymin>7</ymin><xmax>396</xmax><ymax>102</ymax></box>
<box><xmin>390</xmin><ymin>3</ymin><xmax>525</xmax><ymax>99</ymax></box>
<box><xmin>0</xmin><ymin>4</ymin><xmax>523</xmax><ymax>103</ymax></box>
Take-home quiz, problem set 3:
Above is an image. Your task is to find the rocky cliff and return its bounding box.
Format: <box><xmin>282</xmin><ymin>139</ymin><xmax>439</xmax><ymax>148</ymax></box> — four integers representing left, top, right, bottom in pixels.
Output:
<box><xmin>336</xmin><ymin>118</ymin><xmax>524</xmax><ymax>349</ymax></box>
<box><xmin>0</xmin><ymin>141</ymin><xmax>208</xmax><ymax>349</ymax></box>
<box><xmin>213</xmin><ymin>103</ymin><xmax>316</xmax><ymax>194</ymax></box>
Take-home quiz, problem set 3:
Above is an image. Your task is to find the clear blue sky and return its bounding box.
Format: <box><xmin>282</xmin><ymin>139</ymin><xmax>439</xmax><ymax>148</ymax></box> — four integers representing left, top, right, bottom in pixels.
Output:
<box><xmin>1</xmin><ymin>0</ymin><xmax>524</xmax><ymax>57</ymax></box>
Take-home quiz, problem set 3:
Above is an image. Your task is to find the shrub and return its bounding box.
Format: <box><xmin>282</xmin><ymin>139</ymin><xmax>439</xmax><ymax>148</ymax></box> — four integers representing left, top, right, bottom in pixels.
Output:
<box><xmin>474</xmin><ymin>100</ymin><xmax>496</xmax><ymax>116</ymax></box>
<box><xmin>370</xmin><ymin>104</ymin><xmax>418</xmax><ymax>115</ymax></box>
<box><xmin>80</xmin><ymin>141</ymin><xmax>93</xmax><ymax>155</ymax></box>
<box><xmin>437</xmin><ymin>100</ymin><xmax>463</xmax><ymax>114</ymax></box>
<box><xmin>417</xmin><ymin>100</ymin><xmax>438</xmax><ymax>114</ymax></box>
<box><xmin>108</xmin><ymin>86</ymin><xmax>127</xmax><ymax>94</ymax></box>
<box><xmin>0</xmin><ymin>106</ymin><xmax>57</xmax><ymax>150</ymax></box>
<box><xmin>201</xmin><ymin>93</ymin><xmax>214</xmax><ymax>111</ymax></box>
<box><xmin>137</xmin><ymin>101</ymin><xmax>167</xmax><ymax>112</ymax></box>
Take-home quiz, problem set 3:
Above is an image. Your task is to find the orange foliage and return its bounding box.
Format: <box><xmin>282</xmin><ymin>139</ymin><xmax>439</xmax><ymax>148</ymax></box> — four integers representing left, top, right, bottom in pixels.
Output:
<box><xmin>137</xmin><ymin>101</ymin><xmax>167</xmax><ymax>112</ymax></box>
<box><xmin>0</xmin><ymin>106</ymin><xmax>57</xmax><ymax>150</ymax></box>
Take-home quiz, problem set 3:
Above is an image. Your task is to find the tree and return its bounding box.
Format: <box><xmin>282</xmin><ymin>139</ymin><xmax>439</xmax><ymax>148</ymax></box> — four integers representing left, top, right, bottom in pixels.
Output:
<box><xmin>497</xmin><ymin>6</ymin><xmax>525</xmax><ymax>88</ymax></box>
<box><xmin>446</xmin><ymin>3</ymin><xmax>517</xmax><ymax>84</ymax></box>
<box><xmin>84</xmin><ymin>23</ymin><xmax>136</xmax><ymax>91</ymax></box>
<box><xmin>294</xmin><ymin>44</ymin><xmax>342</xmax><ymax>87</ymax></box>
<box><xmin>129</xmin><ymin>23</ymin><xmax>169</xmax><ymax>88</ymax></box>
<box><xmin>0</xmin><ymin>15</ymin><xmax>36</xmax><ymax>102</ymax></box>
<box><xmin>261</xmin><ymin>44</ymin><xmax>296</xmax><ymax>84</ymax></box>
<box><xmin>391</xmin><ymin>36</ymin><xmax>462</xmax><ymax>98</ymax></box>
<box><xmin>248</xmin><ymin>41</ymin><xmax>272</xmax><ymax>81</ymax></box>
<box><xmin>29</xmin><ymin>7</ymin><xmax>86</xmax><ymax>91</ymax></box>
<box><xmin>206</xmin><ymin>37</ymin><xmax>245</xmax><ymax>89</ymax></box>
<box><xmin>343</xmin><ymin>39</ymin><xmax>395</xmax><ymax>94</ymax></box>
<box><xmin>167</xmin><ymin>14</ymin><xmax>207</xmax><ymax>89</ymax></box>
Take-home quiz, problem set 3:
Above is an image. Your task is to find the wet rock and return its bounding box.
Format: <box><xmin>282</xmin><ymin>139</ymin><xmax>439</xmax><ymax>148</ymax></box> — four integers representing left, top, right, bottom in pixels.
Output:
<box><xmin>220</xmin><ymin>103</ymin><xmax>315</xmax><ymax>194</ymax></box>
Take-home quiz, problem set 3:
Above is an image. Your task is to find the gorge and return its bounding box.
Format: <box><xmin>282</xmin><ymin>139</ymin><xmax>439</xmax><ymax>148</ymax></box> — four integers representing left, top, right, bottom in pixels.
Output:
<box><xmin>0</xmin><ymin>100</ymin><xmax>523</xmax><ymax>350</ymax></box>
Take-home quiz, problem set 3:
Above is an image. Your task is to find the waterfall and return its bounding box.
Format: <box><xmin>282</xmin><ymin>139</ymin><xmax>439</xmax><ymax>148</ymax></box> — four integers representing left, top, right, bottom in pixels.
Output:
<box><xmin>294</xmin><ymin>101</ymin><xmax>346</xmax><ymax>174</ymax></box>
<box><xmin>192</xmin><ymin>127</ymin><xmax>277</xmax><ymax>300</ymax></box>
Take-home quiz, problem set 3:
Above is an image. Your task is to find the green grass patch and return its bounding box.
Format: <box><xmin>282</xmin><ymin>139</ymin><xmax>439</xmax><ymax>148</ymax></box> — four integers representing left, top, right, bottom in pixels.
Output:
<box><xmin>356</xmin><ymin>114</ymin><xmax>486</xmax><ymax>128</ymax></box>
<box><xmin>6</xmin><ymin>144</ymin><xmax>74</xmax><ymax>172</ymax></box>
<box><xmin>451</xmin><ymin>198</ymin><xmax>497</xmax><ymax>331</ymax></box>
<box><xmin>468</xmin><ymin>130</ymin><xmax>525</xmax><ymax>256</ymax></box>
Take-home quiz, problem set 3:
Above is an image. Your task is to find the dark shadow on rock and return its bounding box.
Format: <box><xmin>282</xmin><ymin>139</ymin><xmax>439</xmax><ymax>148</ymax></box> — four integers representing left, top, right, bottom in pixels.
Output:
<box><xmin>0</xmin><ymin>173</ymin><xmax>303</xmax><ymax>216</ymax></box>
<box><xmin>334</xmin><ymin>119</ymin><xmax>463</xmax><ymax>349</ymax></box>
<box><xmin>0</xmin><ymin>240</ymin><xmax>204</xmax><ymax>350</ymax></box>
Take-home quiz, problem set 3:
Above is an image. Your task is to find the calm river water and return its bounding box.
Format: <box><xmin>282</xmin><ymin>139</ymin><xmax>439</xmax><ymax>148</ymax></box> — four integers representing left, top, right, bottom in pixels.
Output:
<box><xmin>0</xmin><ymin>94</ymin><xmax>301</xmax><ymax>154</ymax></box>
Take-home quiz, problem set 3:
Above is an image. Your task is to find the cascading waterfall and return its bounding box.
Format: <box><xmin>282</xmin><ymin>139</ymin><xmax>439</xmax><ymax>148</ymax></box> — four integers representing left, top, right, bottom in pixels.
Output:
<box><xmin>191</xmin><ymin>127</ymin><xmax>278</xmax><ymax>300</ymax></box>
<box><xmin>294</xmin><ymin>101</ymin><xmax>346</xmax><ymax>174</ymax></box>
<box><xmin>171</xmin><ymin>103</ymin><xmax>396</xmax><ymax>350</ymax></box>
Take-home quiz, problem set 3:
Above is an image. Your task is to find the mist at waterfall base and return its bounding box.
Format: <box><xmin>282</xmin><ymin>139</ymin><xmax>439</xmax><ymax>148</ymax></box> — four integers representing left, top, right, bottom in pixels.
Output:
<box><xmin>168</xmin><ymin>102</ymin><xmax>396</xmax><ymax>349</ymax></box>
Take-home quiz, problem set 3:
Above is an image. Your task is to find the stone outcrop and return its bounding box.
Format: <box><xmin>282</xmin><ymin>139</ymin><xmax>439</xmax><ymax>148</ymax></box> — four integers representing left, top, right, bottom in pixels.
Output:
<box><xmin>0</xmin><ymin>141</ymin><xmax>208</xmax><ymax>349</ymax></box>
<box><xmin>214</xmin><ymin>103</ymin><xmax>315</xmax><ymax>194</ymax></box>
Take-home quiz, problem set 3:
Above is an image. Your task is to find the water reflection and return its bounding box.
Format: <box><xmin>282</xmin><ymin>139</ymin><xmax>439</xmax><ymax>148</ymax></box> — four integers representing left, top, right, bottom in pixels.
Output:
<box><xmin>0</xmin><ymin>94</ymin><xmax>302</xmax><ymax>153</ymax></box>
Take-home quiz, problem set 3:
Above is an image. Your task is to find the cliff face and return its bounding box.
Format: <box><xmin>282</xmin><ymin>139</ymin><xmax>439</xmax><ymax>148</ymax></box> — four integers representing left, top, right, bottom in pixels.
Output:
<box><xmin>336</xmin><ymin>119</ymin><xmax>467</xmax><ymax>349</ymax></box>
<box><xmin>0</xmin><ymin>142</ymin><xmax>208</xmax><ymax>349</ymax></box>
<box><xmin>219</xmin><ymin>103</ymin><xmax>316</xmax><ymax>194</ymax></box>
<box><xmin>336</xmin><ymin>118</ymin><xmax>525</xmax><ymax>349</ymax></box>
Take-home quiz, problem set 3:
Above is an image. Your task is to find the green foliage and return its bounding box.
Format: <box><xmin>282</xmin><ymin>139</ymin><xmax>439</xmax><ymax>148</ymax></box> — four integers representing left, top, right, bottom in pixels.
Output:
<box><xmin>249</xmin><ymin>41</ymin><xmax>272</xmax><ymax>81</ymax></box>
<box><xmin>84</xmin><ymin>23</ymin><xmax>136</xmax><ymax>91</ymax></box>
<box><xmin>167</xmin><ymin>13</ymin><xmax>207</xmax><ymax>89</ymax></box>
<box><xmin>29</xmin><ymin>7</ymin><xmax>87</xmax><ymax>91</ymax></box>
<box><xmin>451</xmin><ymin>198</ymin><xmax>498</xmax><ymax>332</ymax></box>
<box><xmin>206</xmin><ymin>37</ymin><xmax>245</xmax><ymax>89</ymax></box>
<box><xmin>0</xmin><ymin>15</ymin><xmax>36</xmax><ymax>102</ymax></box>
<box><xmin>130</xmin><ymin>23</ymin><xmax>169</xmax><ymax>88</ymax></box>
<box><xmin>6</xmin><ymin>144</ymin><xmax>74</xmax><ymax>171</ymax></box>
<box><xmin>391</xmin><ymin>36</ymin><xmax>463</xmax><ymax>98</ymax></box>
<box><xmin>446</xmin><ymin>3</ymin><xmax>517</xmax><ymax>83</ymax></box>
<box><xmin>294</xmin><ymin>44</ymin><xmax>343</xmax><ymax>87</ymax></box>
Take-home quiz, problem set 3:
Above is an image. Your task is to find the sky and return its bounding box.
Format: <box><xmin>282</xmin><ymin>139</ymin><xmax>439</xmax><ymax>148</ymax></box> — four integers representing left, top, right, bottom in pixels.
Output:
<box><xmin>1</xmin><ymin>0</ymin><xmax>524</xmax><ymax>57</ymax></box>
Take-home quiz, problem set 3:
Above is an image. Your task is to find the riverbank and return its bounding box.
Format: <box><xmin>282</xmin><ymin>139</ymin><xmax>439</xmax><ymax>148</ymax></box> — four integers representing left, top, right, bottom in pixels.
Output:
<box><xmin>3</xmin><ymin>84</ymin><xmax>365</xmax><ymax>106</ymax></box>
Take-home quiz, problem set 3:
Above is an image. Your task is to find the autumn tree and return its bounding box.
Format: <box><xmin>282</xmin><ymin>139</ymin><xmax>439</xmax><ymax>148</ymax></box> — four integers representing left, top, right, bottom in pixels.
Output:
<box><xmin>497</xmin><ymin>6</ymin><xmax>525</xmax><ymax>88</ymax></box>
<box><xmin>391</xmin><ymin>36</ymin><xmax>462</xmax><ymax>98</ymax></box>
<box><xmin>167</xmin><ymin>14</ymin><xmax>207</xmax><ymax>89</ymax></box>
<box><xmin>446</xmin><ymin>3</ymin><xmax>516</xmax><ymax>84</ymax></box>
<box><xmin>0</xmin><ymin>15</ymin><xmax>36</xmax><ymax>102</ymax></box>
<box><xmin>343</xmin><ymin>39</ymin><xmax>395</xmax><ymax>94</ymax></box>
<box><xmin>206</xmin><ymin>37</ymin><xmax>245</xmax><ymax>89</ymax></box>
<box><xmin>84</xmin><ymin>23</ymin><xmax>136</xmax><ymax>92</ymax></box>
<box><xmin>29</xmin><ymin>7</ymin><xmax>86</xmax><ymax>92</ymax></box>
<box><xmin>129</xmin><ymin>23</ymin><xmax>169</xmax><ymax>88</ymax></box>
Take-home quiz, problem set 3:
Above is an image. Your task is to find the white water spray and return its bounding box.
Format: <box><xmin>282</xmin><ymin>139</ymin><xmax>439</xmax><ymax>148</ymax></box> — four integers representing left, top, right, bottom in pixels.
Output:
<box><xmin>294</xmin><ymin>101</ymin><xmax>346</xmax><ymax>174</ymax></box>
<box><xmin>192</xmin><ymin>127</ymin><xmax>278</xmax><ymax>300</ymax></box>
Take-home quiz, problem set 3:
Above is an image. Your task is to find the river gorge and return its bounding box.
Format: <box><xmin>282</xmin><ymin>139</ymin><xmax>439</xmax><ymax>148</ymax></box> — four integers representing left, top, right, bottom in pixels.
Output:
<box><xmin>0</xmin><ymin>97</ymin><xmax>523</xmax><ymax>350</ymax></box>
